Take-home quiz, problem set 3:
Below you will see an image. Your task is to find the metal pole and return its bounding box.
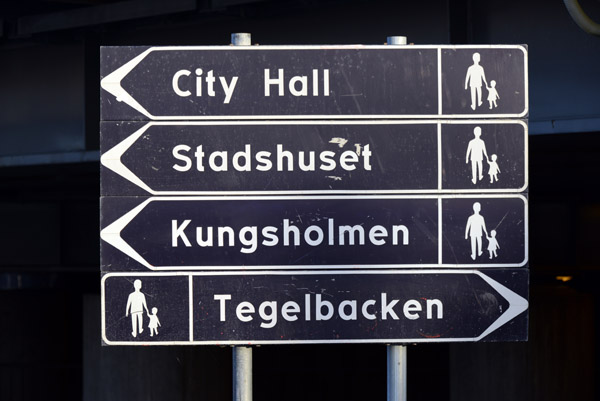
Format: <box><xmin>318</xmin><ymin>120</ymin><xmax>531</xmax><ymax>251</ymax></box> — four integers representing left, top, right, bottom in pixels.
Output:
<box><xmin>233</xmin><ymin>346</ymin><xmax>253</xmax><ymax>401</ymax></box>
<box><xmin>387</xmin><ymin>345</ymin><xmax>407</xmax><ymax>401</ymax></box>
<box><xmin>229</xmin><ymin>33</ymin><xmax>253</xmax><ymax>401</ymax></box>
<box><xmin>386</xmin><ymin>36</ymin><xmax>407</xmax><ymax>45</ymax></box>
<box><xmin>231</xmin><ymin>33</ymin><xmax>252</xmax><ymax>46</ymax></box>
<box><xmin>386</xmin><ymin>35</ymin><xmax>408</xmax><ymax>401</ymax></box>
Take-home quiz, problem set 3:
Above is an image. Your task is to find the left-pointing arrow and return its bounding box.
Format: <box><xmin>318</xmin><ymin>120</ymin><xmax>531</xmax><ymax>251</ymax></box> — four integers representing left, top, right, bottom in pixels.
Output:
<box><xmin>100</xmin><ymin>195</ymin><xmax>527</xmax><ymax>271</ymax></box>
<box><xmin>100</xmin><ymin>198</ymin><xmax>153</xmax><ymax>269</ymax></box>
<box><xmin>101</xmin><ymin>48</ymin><xmax>153</xmax><ymax>118</ymax></box>
<box><xmin>101</xmin><ymin>123</ymin><xmax>155</xmax><ymax>194</ymax></box>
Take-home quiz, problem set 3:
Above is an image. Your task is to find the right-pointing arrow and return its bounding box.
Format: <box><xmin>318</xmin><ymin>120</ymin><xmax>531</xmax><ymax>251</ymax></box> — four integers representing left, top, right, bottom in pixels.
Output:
<box><xmin>475</xmin><ymin>270</ymin><xmax>529</xmax><ymax>341</ymax></box>
<box><xmin>101</xmin><ymin>270</ymin><xmax>528</xmax><ymax>345</ymax></box>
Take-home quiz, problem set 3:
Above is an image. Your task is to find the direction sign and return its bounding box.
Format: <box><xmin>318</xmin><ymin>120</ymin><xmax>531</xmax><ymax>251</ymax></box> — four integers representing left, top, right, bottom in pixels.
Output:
<box><xmin>101</xmin><ymin>269</ymin><xmax>528</xmax><ymax>345</ymax></box>
<box><xmin>101</xmin><ymin>120</ymin><xmax>527</xmax><ymax>195</ymax></box>
<box><xmin>99</xmin><ymin>43</ymin><xmax>529</xmax><ymax>346</ymax></box>
<box><xmin>100</xmin><ymin>45</ymin><xmax>528</xmax><ymax>120</ymax></box>
<box><xmin>100</xmin><ymin>195</ymin><xmax>528</xmax><ymax>271</ymax></box>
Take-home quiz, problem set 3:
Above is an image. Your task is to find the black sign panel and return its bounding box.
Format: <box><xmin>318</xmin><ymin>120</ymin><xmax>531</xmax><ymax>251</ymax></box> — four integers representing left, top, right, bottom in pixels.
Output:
<box><xmin>100</xmin><ymin>45</ymin><xmax>527</xmax><ymax>120</ymax></box>
<box><xmin>100</xmin><ymin>195</ymin><xmax>528</xmax><ymax>271</ymax></box>
<box><xmin>100</xmin><ymin>121</ymin><xmax>527</xmax><ymax>195</ymax></box>
<box><xmin>101</xmin><ymin>270</ymin><xmax>529</xmax><ymax>345</ymax></box>
<box><xmin>441</xmin><ymin>48</ymin><xmax>527</xmax><ymax>116</ymax></box>
<box><xmin>441</xmin><ymin>121</ymin><xmax>527</xmax><ymax>191</ymax></box>
<box><xmin>103</xmin><ymin>274</ymin><xmax>190</xmax><ymax>343</ymax></box>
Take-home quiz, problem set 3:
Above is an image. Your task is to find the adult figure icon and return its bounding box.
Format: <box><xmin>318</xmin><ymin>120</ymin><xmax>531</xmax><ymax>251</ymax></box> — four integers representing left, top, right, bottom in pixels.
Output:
<box><xmin>125</xmin><ymin>279</ymin><xmax>149</xmax><ymax>338</ymax></box>
<box><xmin>465</xmin><ymin>126</ymin><xmax>489</xmax><ymax>184</ymax></box>
<box><xmin>464</xmin><ymin>52</ymin><xmax>488</xmax><ymax>110</ymax></box>
<box><xmin>465</xmin><ymin>202</ymin><xmax>488</xmax><ymax>260</ymax></box>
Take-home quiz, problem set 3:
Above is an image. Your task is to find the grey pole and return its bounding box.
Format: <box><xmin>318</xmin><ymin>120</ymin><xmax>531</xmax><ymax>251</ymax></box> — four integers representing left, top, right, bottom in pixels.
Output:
<box><xmin>230</xmin><ymin>33</ymin><xmax>253</xmax><ymax>401</ymax></box>
<box><xmin>385</xmin><ymin>35</ymin><xmax>408</xmax><ymax>401</ymax></box>
<box><xmin>233</xmin><ymin>346</ymin><xmax>253</xmax><ymax>401</ymax></box>
<box><xmin>387</xmin><ymin>345</ymin><xmax>407</xmax><ymax>401</ymax></box>
<box><xmin>386</xmin><ymin>36</ymin><xmax>407</xmax><ymax>45</ymax></box>
<box><xmin>231</xmin><ymin>33</ymin><xmax>252</xmax><ymax>46</ymax></box>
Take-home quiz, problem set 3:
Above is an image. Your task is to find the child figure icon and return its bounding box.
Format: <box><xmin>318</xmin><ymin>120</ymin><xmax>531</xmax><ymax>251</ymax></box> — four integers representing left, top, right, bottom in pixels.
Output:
<box><xmin>148</xmin><ymin>307</ymin><xmax>161</xmax><ymax>337</ymax></box>
<box><xmin>487</xmin><ymin>80</ymin><xmax>500</xmax><ymax>109</ymax></box>
<box><xmin>487</xmin><ymin>154</ymin><xmax>501</xmax><ymax>183</ymax></box>
<box><xmin>487</xmin><ymin>230</ymin><xmax>500</xmax><ymax>259</ymax></box>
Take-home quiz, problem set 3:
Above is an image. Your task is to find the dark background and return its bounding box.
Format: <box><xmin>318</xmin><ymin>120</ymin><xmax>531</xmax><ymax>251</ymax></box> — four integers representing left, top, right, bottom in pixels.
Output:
<box><xmin>1</xmin><ymin>0</ymin><xmax>600</xmax><ymax>400</ymax></box>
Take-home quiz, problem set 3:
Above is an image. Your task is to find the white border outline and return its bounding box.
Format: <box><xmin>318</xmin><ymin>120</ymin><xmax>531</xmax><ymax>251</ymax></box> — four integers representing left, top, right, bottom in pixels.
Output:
<box><xmin>100</xmin><ymin>269</ymin><xmax>529</xmax><ymax>346</ymax></box>
<box><xmin>437</xmin><ymin>121</ymin><xmax>442</xmax><ymax>191</ymax></box>
<box><xmin>100</xmin><ymin>194</ymin><xmax>529</xmax><ymax>271</ymax></box>
<box><xmin>437</xmin><ymin>47</ymin><xmax>443</xmax><ymax>115</ymax></box>
<box><xmin>189</xmin><ymin>275</ymin><xmax>194</xmax><ymax>342</ymax></box>
<box><xmin>101</xmin><ymin>45</ymin><xmax>529</xmax><ymax>120</ymax></box>
<box><xmin>100</xmin><ymin>119</ymin><xmax>528</xmax><ymax>195</ymax></box>
<box><xmin>438</xmin><ymin>198</ymin><xmax>443</xmax><ymax>265</ymax></box>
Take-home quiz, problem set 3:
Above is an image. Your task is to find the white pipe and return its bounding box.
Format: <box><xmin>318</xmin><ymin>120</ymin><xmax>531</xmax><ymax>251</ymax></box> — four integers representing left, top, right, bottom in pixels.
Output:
<box><xmin>231</xmin><ymin>33</ymin><xmax>252</xmax><ymax>46</ymax></box>
<box><xmin>387</xmin><ymin>345</ymin><xmax>407</xmax><ymax>401</ymax></box>
<box><xmin>387</xmin><ymin>36</ymin><xmax>408</xmax><ymax>45</ymax></box>
<box><xmin>233</xmin><ymin>347</ymin><xmax>252</xmax><ymax>401</ymax></box>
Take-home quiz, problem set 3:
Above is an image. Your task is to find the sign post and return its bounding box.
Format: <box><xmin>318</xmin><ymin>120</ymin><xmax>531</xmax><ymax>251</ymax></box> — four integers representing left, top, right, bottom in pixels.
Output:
<box><xmin>99</xmin><ymin>34</ymin><xmax>529</xmax><ymax>401</ymax></box>
<box><xmin>230</xmin><ymin>33</ymin><xmax>253</xmax><ymax>401</ymax></box>
<box><xmin>387</xmin><ymin>343</ymin><xmax>407</xmax><ymax>401</ymax></box>
<box><xmin>386</xmin><ymin>35</ymin><xmax>409</xmax><ymax>401</ymax></box>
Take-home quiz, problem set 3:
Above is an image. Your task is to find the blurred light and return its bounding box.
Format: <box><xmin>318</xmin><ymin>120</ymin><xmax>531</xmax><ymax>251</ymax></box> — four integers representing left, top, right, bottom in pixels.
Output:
<box><xmin>556</xmin><ymin>276</ymin><xmax>573</xmax><ymax>282</ymax></box>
